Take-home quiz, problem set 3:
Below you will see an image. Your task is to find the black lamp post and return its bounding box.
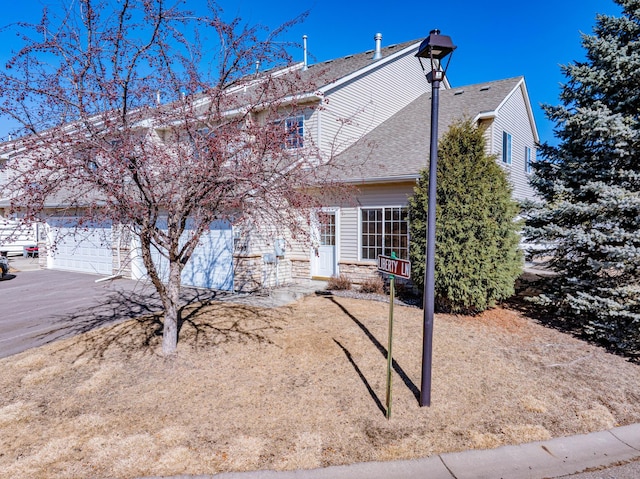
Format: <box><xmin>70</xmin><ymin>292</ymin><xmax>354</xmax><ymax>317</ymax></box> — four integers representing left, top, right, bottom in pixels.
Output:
<box><xmin>415</xmin><ymin>29</ymin><xmax>456</xmax><ymax>407</ymax></box>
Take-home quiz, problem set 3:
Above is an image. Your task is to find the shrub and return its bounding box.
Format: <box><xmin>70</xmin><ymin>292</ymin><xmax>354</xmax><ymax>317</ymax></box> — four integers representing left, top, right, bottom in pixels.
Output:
<box><xmin>359</xmin><ymin>275</ymin><xmax>385</xmax><ymax>294</ymax></box>
<box><xmin>326</xmin><ymin>274</ymin><xmax>352</xmax><ymax>291</ymax></box>
<box><xmin>394</xmin><ymin>280</ymin><xmax>417</xmax><ymax>300</ymax></box>
<box><xmin>408</xmin><ymin>119</ymin><xmax>522</xmax><ymax>314</ymax></box>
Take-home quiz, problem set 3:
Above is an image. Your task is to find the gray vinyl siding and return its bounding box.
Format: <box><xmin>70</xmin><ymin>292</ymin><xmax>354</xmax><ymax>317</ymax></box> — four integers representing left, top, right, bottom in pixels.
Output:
<box><xmin>492</xmin><ymin>85</ymin><xmax>537</xmax><ymax>201</ymax></box>
<box><xmin>338</xmin><ymin>182</ymin><xmax>415</xmax><ymax>262</ymax></box>
<box><xmin>315</xmin><ymin>50</ymin><xmax>428</xmax><ymax>158</ymax></box>
<box><xmin>478</xmin><ymin>118</ymin><xmax>494</xmax><ymax>157</ymax></box>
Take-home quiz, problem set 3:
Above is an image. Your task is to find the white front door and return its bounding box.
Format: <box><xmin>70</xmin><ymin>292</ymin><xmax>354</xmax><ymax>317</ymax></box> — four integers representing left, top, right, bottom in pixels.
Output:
<box><xmin>311</xmin><ymin>211</ymin><xmax>337</xmax><ymax>279</ymax></box>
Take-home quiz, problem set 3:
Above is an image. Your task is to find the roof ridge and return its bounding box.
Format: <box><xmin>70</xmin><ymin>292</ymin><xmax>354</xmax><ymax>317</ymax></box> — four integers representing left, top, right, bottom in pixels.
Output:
<box><xmin>448</xmin><ymin>76</ymin><xmax>523</xmax><ymax>90</ymax></box>
<box><xmin>317</xmin><ymin>38</ymin><xmax>420</xmax><ymax>65</ymax></box>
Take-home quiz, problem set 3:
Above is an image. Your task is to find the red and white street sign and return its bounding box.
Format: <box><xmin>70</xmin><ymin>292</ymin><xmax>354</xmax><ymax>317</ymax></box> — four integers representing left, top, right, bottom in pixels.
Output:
<box><xmin>377</xmin><ymin>255</ymin><xmax>411</xmax><ymax>279</ymax></box>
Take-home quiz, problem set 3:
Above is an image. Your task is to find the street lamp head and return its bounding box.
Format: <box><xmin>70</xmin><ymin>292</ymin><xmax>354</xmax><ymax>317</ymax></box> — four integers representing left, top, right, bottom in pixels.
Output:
<box><xmin>416</xmin><ymin>29</ymin><xmax>456</xmax><ymax>84</ymax></box>
<box><xmin>415</xmin><ymin>29</ymin><xmax>456</xmax><ymax>60</ymax></box>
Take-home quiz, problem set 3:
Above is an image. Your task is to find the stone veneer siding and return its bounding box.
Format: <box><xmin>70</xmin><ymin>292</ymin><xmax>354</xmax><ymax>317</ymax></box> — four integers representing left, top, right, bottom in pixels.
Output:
<box><xmin>337</xmin><ymin>261</ymin><xmax>379</xmax><ymax>284</ymax></box>
<box><xmin>234</xmin><ymin>254</ymin><xmax>293</xmax><ymax>291</ymax></box>
<box><xmin>291</xmin><ymin>258</ymin><xmax>380</xmax><ymax>285</ymax></box>
<box><xmin>291</xmin><ymin>257</ymin><xmax>311</xmax><ymax>279</ymax></box>
<box><xmin>114</xmin><ymin>245</ymin><xmax>132</xmax><ymax>278</ymax></box>
<box><xmin>37</xmin><ymin>239</ymin><xmax>47</xmax><ymax>269</ymax></box>
<box><xmin>233</xmin><ymin>254</ymin><xmax>263</xmax><ymax>292</ymax></box>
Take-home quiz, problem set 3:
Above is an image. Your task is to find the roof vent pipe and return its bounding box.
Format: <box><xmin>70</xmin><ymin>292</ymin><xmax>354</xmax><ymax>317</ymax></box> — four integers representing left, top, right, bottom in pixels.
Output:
<box><xmin>372</xmin><ymin>33</ymin><xmax>382</xmax><ymax>60</ymax></box>
<box><xmin>303</xmin><ymin>35</ymin><xmax>308</xmax><ymax>70</ymax></box>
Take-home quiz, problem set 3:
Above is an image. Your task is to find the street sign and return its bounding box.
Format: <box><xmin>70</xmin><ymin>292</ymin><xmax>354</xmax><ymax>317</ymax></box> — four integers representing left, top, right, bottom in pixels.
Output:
<box><xmin>377</xmin><ymin>254</ymin><xmax>411</xmax><ymax>279</ymax></box>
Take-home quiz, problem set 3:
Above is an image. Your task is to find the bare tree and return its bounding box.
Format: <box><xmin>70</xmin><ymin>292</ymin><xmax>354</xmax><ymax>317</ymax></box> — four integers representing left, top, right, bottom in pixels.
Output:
<box><xmin>0</xmin><ymin>0</ymin><xmax>346</xmax><ymax>355</ymax></box>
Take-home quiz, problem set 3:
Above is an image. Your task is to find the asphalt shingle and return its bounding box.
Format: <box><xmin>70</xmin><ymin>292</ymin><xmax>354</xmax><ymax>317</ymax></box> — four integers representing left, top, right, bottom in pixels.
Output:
<box><xmin>332</xmin><ymin>77</ymin><xmax>524</xmax><ymax>182</ymax></box>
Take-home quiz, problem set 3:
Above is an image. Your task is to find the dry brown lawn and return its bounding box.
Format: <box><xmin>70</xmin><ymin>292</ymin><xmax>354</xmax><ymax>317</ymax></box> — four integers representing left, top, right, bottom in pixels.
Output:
<box><xmin>2</xmin><ymin>292</ymin><xmax>640</xmax><ymax>478</ymax></box>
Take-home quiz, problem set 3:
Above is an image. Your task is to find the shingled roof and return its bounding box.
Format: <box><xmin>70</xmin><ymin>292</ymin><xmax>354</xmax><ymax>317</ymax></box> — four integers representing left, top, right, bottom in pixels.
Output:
<box><xmin>297</xmin><ymin>40</ymin><xmax>419</xmax><ymax>91</ymax></box>
<box><xmin>332</xmin><ymin>76</ymin><xmax>526</xmax><ymax>183</ymax></box>
<box><xmin>192</xmin><ymin>39</ymin><xmax>422</xmax><ymax>118</ymax></box>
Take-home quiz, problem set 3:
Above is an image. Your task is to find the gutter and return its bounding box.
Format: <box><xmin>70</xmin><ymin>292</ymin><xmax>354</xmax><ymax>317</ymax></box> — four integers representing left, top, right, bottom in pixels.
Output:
<box><xmin>337</xmin><ymin>174</ymin><xmax>420</xmax><ymax>185</ymax></box>
<box><xmin>221</xmin><ymin>91</ymin><xmax>325</xmax><ymax>118</ymax></box>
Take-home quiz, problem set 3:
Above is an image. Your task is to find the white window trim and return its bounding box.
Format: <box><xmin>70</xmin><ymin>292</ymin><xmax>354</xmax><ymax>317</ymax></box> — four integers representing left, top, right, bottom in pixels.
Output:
<box><xmin>284</xmin><ymin>114</ymin><xmax>305</xmax><ymax>149</ymax></box>
<box><xmin>502</xmin><ymin>131</ymin><xmax>512</xmax><ymax>165</ymax></box>
<box><xmin>358</xmin><ymin>205</ymin><xmax>409</xmax><ymax>262</ymax></box>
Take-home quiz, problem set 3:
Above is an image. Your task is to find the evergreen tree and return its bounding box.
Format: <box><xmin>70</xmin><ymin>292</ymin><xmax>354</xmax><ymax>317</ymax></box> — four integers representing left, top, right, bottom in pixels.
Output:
<box><xmin>524</xmin><ymin>0</ymin><xmax>640</xmax><ymax>358</ymax></box>
<box><xmin>409</xmin><ymin>119</ymin><xmax>522</xmax><ymax>314</ymax></box>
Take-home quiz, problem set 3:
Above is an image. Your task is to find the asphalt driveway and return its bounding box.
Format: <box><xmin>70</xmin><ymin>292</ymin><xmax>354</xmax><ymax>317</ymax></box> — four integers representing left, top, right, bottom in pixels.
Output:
<box><xmin>0</xmin><ymin>266</ymin><xmax>220</xmax><ymax>359</ymax></box>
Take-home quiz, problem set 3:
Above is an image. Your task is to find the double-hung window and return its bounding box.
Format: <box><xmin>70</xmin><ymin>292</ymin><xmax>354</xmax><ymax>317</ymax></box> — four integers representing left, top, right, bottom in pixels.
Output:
<box><xmin>192</xmin><ymin>127</ymin><xmax>211</xmax><ymax>160</ymax></box>
<box><xmin>0</xmin><ymin>158</ymin><xmax>7</xmax><ymax>186</ymax></box>
<box><xmin>361</xmin><ymin>207</ymin><xmax>409</xmax><ymax>260</ymax></box>
<box><xmin>525</xmin><ymin>146</ymin><xmax>535</xmax><ymax>173</ymax></box>
<box><xmin>284</xmin><ymin>115</ymin><xmax>304</xmax><ymax>149</ymax></box>
<box><xmin>502</xmin><ymin>131</ymin><xmax>512</xmax><ymax>165</ymax></box>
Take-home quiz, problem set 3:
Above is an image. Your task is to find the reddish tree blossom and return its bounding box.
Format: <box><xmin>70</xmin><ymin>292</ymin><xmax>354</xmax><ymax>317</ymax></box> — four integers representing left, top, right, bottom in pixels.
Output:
<box><xmin>0</xmin><ymin>0</ymin><xmax>351</xmax><ymax>355</ymax></box>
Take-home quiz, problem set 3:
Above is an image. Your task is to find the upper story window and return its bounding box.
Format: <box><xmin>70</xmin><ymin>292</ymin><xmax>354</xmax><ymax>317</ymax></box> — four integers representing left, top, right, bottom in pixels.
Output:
<box><xmin>0</xmin><ymin>158</ymin><xmax>7</xmax><ymax>186</ymax></box>
<box><xmin>525</xmin><ymin>146</ymin><xmax>535</xmax><ymax>173</ymax></box>
<box><xmin>192</xmin><ymin>127</ymin><xmax>211</xmax><ymax>158</ymax></box>
<box><xmin>502</xmin><ymin>131</ymin><xmax>512</xmax><ymax>165</ymax></box>
<box><xmin>284</xmin><ymin>115</ymin><xmax>304</xmax><ymax>149</ymax></box>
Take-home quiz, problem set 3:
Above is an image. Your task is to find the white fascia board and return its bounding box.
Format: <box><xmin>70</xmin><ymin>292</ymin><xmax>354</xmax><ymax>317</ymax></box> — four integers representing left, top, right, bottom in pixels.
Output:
<box><xmin>317</xmin><ymin>42</ymin><xmax>422</xmax><ymax>95</ymax></box>
<box><xmin>474</xmin><ymin>110</ymin><xmax>497</xmax><ymax>122</ymax></box>
<box><xmin>519</xmin><ymin>78</ymin><xmax>540</xmax><ymax>143</ymax></box>
<box><xmin>0</xmin><ymin>144</ymin><xmax>15</xmax><ymax>159</ymax></box>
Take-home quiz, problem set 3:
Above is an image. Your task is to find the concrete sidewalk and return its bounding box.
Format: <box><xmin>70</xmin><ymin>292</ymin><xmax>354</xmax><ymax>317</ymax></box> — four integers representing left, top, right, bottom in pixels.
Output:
<box><xmin>143</xmin><ymin>424</ymin><xmax>640</xmax><ymax>479</ymax></box>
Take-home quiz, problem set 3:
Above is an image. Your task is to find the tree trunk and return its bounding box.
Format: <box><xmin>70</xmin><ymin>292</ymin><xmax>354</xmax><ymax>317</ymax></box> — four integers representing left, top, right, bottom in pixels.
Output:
<box><xmin>161</xmin><ymin>259</ymin><xmax>182</xmax><ymax>355</ymax></box>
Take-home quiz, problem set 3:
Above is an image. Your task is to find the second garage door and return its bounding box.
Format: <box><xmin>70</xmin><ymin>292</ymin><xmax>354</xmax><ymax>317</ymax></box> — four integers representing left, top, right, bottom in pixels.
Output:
<box><xmin>132</xmin><ymin>219</ymin><xmax>234</xmax><ymax>291</ymax></box>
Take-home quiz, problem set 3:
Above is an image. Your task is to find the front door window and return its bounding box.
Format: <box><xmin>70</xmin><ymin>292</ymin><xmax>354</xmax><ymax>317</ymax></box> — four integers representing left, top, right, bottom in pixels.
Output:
<box><xmin>318</xmin><ymin>212</ymin><xmax>336</xmax><ymax>246</ymax></box>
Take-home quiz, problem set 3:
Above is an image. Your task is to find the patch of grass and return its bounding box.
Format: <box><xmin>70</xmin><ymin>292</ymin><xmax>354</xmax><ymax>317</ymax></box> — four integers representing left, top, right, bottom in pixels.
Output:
<box><xmin>1</xmin><ymin>297</ymin><xmax>640</xmax><ymax>478</ymax></box>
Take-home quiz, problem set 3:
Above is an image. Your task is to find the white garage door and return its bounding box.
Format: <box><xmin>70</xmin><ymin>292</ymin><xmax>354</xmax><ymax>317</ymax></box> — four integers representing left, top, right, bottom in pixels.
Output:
<box><xmin>48</xmin><ymin>218</ymin><xmax>113</xmax><ymax>275</ymax></box>
<box><xmin>133</xmin><ymin>219</ymin><xmax>234</xmax><ymax>291</ymax></box>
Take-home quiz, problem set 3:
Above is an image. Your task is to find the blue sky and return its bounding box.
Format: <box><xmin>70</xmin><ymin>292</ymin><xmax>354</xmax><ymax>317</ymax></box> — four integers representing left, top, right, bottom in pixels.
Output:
<box><xmin>0</xmin><ymin>0</ymin><xmax>622</xmax><ymax>145</ymax></box>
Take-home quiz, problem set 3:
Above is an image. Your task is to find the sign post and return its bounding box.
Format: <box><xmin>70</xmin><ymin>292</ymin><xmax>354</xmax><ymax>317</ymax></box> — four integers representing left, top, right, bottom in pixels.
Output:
<box><xmin>377</xmin><ymin>253</ymin><xmax>411</xmax><ymax>419</ymax></box>
<box><xmin>386</xmin><ymin>255</ymin><xmax>395</xmax><ymax>419</ymax></box>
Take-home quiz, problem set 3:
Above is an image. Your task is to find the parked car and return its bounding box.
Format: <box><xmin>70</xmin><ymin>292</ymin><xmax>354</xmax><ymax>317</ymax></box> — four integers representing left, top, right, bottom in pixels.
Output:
<box><xmin>0</xmin><ymin>252</ymin><xmax>8</xmax><ymax>278</ymax></box>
